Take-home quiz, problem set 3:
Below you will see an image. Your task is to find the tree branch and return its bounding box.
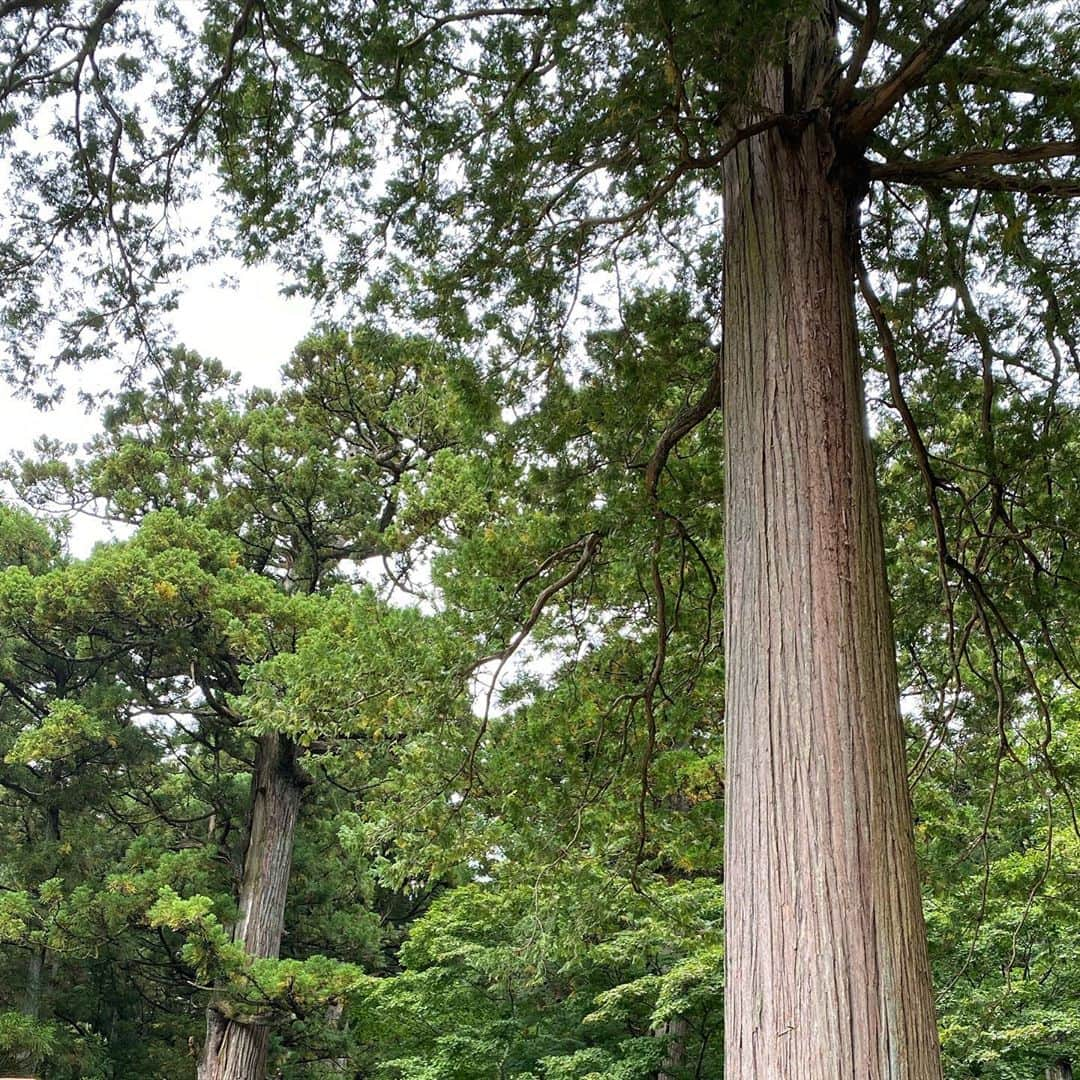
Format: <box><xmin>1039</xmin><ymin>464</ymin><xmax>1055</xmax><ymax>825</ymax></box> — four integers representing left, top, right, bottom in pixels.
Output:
<box><xmin>933</xmin><ymin>60</ymin><xmax>1079</xmax><ymax>101</ymax></box>
<box><xmin>869</xmin><ymin>143</ymin><xmax>1080</xmax><ymax>196</ymax></box>
<box><xmin>836</xmin><ymin>5</ymin><xmax>1076</xmax><ymax>102</ymax></box>
<box><xmin>643</xmin><ymin>346</ymin><xmax>723</xmax><ymax>500</ymax></box>
<box><xmin>571</xmin><ymin>113</ymin><xmax>800</xmax><ymax>234</ymax></box>
<box><xmin>402</xmin><ymin>5</ymin><xmax>549</xmax><ymax>50</ymax></box>
<box><xmin>0</xmin><ymin>0</ymin><xmax>50</xmax><ymax>17</ymax></box>
<box><xmin>874</xmin><ymin>139</ymin><xmax>1080</xmax><ymax>176</ymax></box>
<box><xmin>835</xmin><ymin>0</ymin><xmax>912</xmax><ymax>55</ymax></box>
<box><xmin>460</xmin><ymin>530</ymin><xmax>603</xmax><ymax>796</ymax></box>
<box><xmin>842</xmin><ymin>0</ymin><xmax>991</xmax><ymax>140</ymax></box>
<box><xmin>834</xmin><ymin>0</ymin><xmax>879</xmax><ymax>109</ymax></box>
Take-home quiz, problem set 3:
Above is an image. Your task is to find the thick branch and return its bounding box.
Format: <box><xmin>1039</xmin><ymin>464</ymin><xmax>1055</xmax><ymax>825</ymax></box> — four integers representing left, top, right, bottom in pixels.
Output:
<box><xmin>874</xmin><ymin>140</ymin><xmax>1080</xmax><ymax>175</ymax></box>
<box><xmin>843</xmin><ymin>0</ymin><xmax>991</xmax><ymax>140</ymax></box>
<box><xmin>837</xmin><ymin>4</ymin><xmax>1076</xmax><ymax>101</ymax></box>
<box><xmin>870</xmin><ymin>152</ymin><xmax>1080</xmax><ymax>197</ymax></box>
<box><xmin>0</xmin><ymin>0</ymin><xmax>49</xmax><ymax>18</ymax></box>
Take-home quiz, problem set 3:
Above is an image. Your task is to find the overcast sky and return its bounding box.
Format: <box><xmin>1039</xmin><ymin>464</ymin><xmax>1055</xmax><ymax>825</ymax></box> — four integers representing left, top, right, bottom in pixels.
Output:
<box><xmin>0</xmin><ymin>260</ymin><xmax>314</xmax><ymax>555</ymax></box>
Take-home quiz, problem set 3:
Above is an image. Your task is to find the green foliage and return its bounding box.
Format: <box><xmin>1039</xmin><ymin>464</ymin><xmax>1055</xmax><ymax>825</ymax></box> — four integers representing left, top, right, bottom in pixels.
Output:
<box><xmin>0</xmin><ymin>1011</ymin><xmax>59</xmax><ymax>1070</ymax></box>
<box><xmin>8</xmin><ymin>700</ymin><xmax>107</xmax><ymax>765</ymax></box>
<box><xmin>354</xmin><ymin>873</ymin><xmax>723</xmax><ymax>1078</ymax></box>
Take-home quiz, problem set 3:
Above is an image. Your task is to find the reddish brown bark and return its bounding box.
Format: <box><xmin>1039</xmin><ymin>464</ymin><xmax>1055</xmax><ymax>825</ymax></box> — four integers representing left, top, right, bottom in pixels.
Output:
<box><xmin>720</xmin><ymin>18</ymin><xmax>942</xmax><ymax>1077</ymax></box>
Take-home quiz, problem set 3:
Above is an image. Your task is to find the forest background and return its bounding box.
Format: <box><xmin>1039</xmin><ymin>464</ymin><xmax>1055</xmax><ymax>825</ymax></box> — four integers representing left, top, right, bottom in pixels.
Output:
<box><xmin>0</xmin><ymin>1</ymin><xmax>1078</xmax><ymax>1079</ymax></box>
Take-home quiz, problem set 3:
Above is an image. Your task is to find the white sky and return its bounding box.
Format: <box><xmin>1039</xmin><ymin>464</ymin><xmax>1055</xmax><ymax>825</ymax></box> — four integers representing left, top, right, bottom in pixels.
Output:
<box><xmin>0</xmin><ymin>259</ymin><xmax>314</xmax><ymax>555</ymax></box>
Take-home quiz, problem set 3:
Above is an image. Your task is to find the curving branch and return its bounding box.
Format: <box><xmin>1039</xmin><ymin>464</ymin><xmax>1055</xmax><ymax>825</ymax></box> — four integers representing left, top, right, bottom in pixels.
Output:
<box><xmin>401</xmin><ymin>4</ymin><xmax>550</xmax><ymax>50</ymax></box>
<box><xmin>571</xmin><ymin>113</ymin><xmax>802</xmax><ymax>235</ymax></box>
<box><xmin>643</xmin><ymin>345</ymin><xmax>723</xmax><ymax>499</ymax></box>
<box><xmin>460</xmin><ymin>530</ymin><xmax>604</xmax><ymax>795</ymax></box>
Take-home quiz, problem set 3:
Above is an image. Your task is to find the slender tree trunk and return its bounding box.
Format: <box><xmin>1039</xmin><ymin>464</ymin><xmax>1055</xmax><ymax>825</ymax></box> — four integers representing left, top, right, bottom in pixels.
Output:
<box><xmin>720</xmin><ymin>15</ymin><xmax>942</xmax><ymax>1077</ymax></box>
<box><xmin>654</xmin><ymin>798</ymin><xmax>690</xmax><ymax>1080</ymax></box>
<box><xmin>23</xmin><ymin>799</ymin><xmax>59</xmax><ymax>1020</ymax></box>
<box><xmin>199</xmin><ymin>733</ymin><xmax>305</xmax><ymax>1080</ymax></box>
<box><xmin>1048</xmin><ymin>1060</ymin><xmax>1074</xmax><ymax>1080</ymax></box>
<box><xmin>655</xmin><ymin>1015</ymin><xmax>688</xmax><ymax>1080</ymax></box>
<box><xmin>23</xmin><ymin>946</ymin><xmax>44</xmax><ymax>1020</ymax></box>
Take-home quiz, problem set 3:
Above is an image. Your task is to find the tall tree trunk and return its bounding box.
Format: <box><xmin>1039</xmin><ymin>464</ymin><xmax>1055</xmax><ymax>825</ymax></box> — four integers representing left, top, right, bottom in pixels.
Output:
<box><xmin>720</xmin><ymin>17</ymin><xmax>942</xmax><ymax>1077</ymax></box>
<box><xmin>23</xmin><ymin>798</ymin><xmax>60</xmax><ymax>1020</ymax></box>
<box><xmin>1048</xmin><ymin>1060</ymin><xmax>1074</xmax><ymax>1080</ymax></box>
<box><xmin>199</xmin><ymin>733</ymin><xmax>305</xmax><ymax>1080</ymax></box>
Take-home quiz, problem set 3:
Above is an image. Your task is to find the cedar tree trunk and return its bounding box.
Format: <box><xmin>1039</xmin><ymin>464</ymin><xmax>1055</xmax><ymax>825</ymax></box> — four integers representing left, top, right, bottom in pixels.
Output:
<box><xmin>199</xmin><ymin>733</ymin><xmax>305</xmax><ymax>1080</ymax></box>
<box><xmin>721</xmin><ymin>15</ymin><xmax>942</xmax><ymax>1077</ymax></box>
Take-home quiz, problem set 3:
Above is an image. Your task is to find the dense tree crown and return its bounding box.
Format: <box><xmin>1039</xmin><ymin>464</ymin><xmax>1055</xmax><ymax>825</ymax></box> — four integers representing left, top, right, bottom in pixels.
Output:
<box><xmin>0</xmin><ymin>0</ymin><xmax>1079</xmax><ymax>1078</ymax></box>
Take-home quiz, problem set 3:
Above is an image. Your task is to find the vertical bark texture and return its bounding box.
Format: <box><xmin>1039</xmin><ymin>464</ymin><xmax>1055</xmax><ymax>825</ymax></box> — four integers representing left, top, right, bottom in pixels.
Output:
<box><xmin>199</xmin><ymin>733</ymin><xmax>304</xmax><ymax>1080</ymax></box>
<box><xmin>1048</xmin><ymin>1061</ymin><xmax>1074</xmax><ymax>1080</ymax></box>
<box><xmin>721</xmin><ymin>18</ymin><xmax>942</xmax><ymax>1076</ymax></box>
